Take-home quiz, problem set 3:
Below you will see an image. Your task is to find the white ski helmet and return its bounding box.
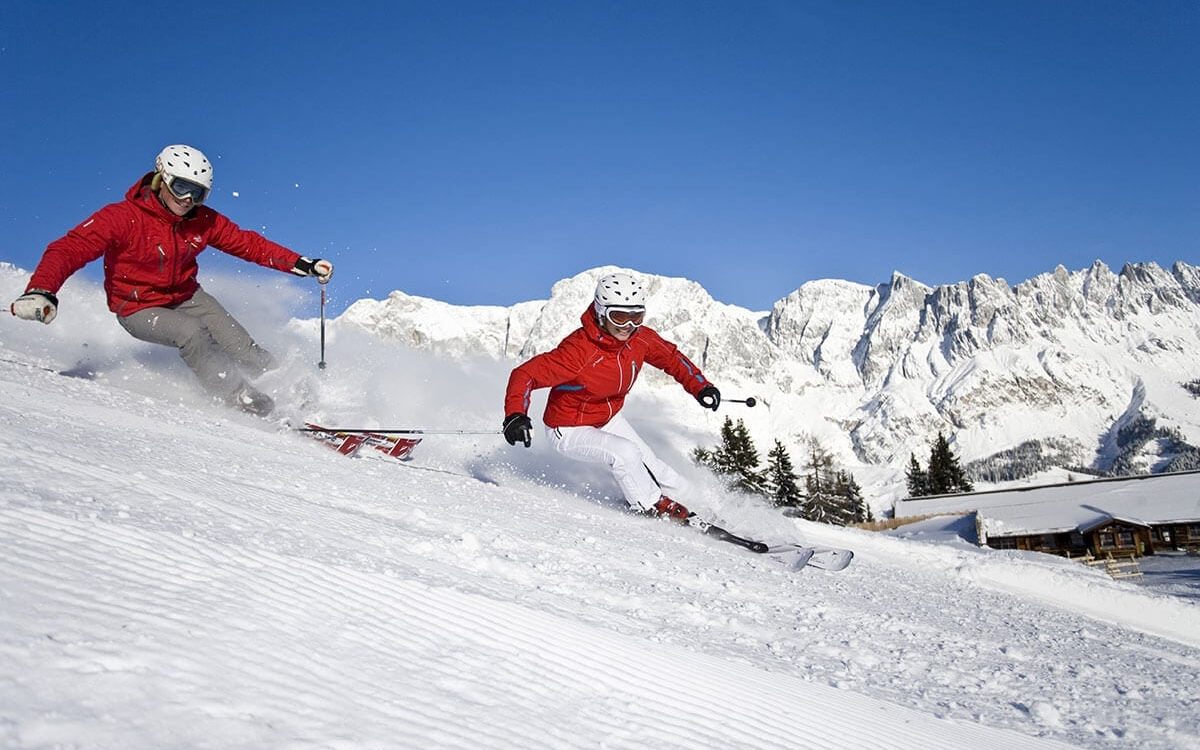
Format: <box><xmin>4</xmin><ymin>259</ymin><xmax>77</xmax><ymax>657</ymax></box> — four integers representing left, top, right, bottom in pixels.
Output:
<box><xmin>594</xmin><ymin>272</ymin><xmax>646</xmax><ymax>309</ymax></box>
<box><xmin>155</xmin><ymin>144</ymin><xmax>213</xmax><ymax>191</ymax></box>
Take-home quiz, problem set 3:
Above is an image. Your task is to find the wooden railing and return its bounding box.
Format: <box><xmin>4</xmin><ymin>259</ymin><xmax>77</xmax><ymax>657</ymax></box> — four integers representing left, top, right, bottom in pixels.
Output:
<box><xmin>1077</xmin><ymin>552</ymin><xmax>1143</xmax><ymax>580</ymax></box>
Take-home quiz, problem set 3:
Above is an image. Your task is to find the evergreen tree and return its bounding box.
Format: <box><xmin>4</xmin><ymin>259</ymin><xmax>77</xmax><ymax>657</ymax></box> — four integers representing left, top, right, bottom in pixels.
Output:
<box><xmin>692</xmin><ymin>418</ymin><xmax>737</xmax><ymax>475</ymax></box>
<box><xmin>801</xmin><ymin>439</ymin><xmax>843</xmax><ymax>523</ymax></box>
<box><xmin>837</xmin><ymin>471</ymin><xmax>872</xmax><ymax>524</ymax></box>
<box><xmin>697</xmin><ymin>430</ymin><xmax>876</xmax><ymax>519</ymax></box>
<box><xmin>726</xmin><ymin>419</ymin><xmax>768</xmax><ymax>495</ymax></box>
<box><xmin>925</xmin><ymin>432</ymin><xmax>975</xmax><ymax>494</ymax></box>
<box><xmin>693</xmin><ymin>417</ymin><xmax>767</xmax><ymax>496</ymax></box>
<box><xmin>814</xmin><ymin>471</ymin><xmax>855</xmax><ymax>526</ymax></box>
<box><xmin>905</xmin><ymin>453</ymin><xmax>929</xmax><ymax>497</ymax></box>
<box><xmin>765</xmin><ymin>440</ymin><xmax>803</xmax><ymax>508</ymax></box>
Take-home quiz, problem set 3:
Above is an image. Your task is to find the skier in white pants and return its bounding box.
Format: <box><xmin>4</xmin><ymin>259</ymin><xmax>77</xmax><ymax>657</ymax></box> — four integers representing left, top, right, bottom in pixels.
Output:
<box><xmin>502</xmin><ymin>272</ymin><xmax>721</xmax><ymax>519</ymax></box>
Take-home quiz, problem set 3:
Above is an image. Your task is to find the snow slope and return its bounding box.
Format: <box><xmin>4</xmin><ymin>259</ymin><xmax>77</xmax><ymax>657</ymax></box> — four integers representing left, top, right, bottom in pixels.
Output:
<box><xmin>2</xmin><ymin>271</ymin><xmax>1199</xmax><ymax>749</ymax></box>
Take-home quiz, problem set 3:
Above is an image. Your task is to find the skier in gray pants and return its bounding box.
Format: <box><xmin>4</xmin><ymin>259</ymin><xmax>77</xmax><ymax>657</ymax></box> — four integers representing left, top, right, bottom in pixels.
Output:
<box><xmin>9</xmin><ymin>144</ymin><xmax>333</xmax><ymax>416</ymax></box>
<box><xmin>116</xmin><ymin>287</ymin><xmax>280</xmax><ymax>409</ymax></box>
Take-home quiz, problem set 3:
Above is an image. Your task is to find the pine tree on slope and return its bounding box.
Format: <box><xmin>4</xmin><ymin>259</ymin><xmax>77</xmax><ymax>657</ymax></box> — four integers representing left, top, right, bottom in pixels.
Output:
<box><xmin>838</xmin><ymin>471</ymin><xmax>873</xmax><ymax>524</ymax></box>
<box><xmin>926</xmin><ymin>432</ymin><xmax>974</xmax><ymax>495</ymax></box>
<box><xmin>765</xmin><ymin>439</ymin><xmax>803</xmax><ymax>508</ymax></box>
<box><xmin>802</xmin><ymin>439</ymin><xmax>848</xmax><ymax>523</ymax></box>
<box><xmin>905</xmin><ymin>452</ymin><xmax>930</xmax><ymax>497</ymax></box>
<box><xmin>693</xmin><ymin>417</ymin><xmax>768</xmax><ymax>496</ymax></box>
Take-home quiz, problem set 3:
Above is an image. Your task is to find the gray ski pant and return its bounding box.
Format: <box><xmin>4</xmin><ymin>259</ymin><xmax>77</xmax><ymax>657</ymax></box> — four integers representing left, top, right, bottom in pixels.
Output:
<box><xmin>117</xmin><ymin>287</ymin><xmax>276</xmax><ymax>399</ymax></box>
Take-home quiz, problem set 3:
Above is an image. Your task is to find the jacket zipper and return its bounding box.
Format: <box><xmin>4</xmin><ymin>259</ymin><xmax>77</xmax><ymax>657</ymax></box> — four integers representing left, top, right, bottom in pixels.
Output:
<box><xmin>171</xmin><ymin>227</ymin><xmax>182</xmax><ymax>287</ymax></box>
<box><xmin>606</xmin><ymin>347</ymin><xmax>637</xmax><ymax>421</ymax></box>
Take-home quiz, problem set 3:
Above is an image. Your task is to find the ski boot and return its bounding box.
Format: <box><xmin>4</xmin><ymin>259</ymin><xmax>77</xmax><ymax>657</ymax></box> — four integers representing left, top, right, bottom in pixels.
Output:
<box><xmin>653</xmin><ymin>496</ymin><xmax>692</xmax><ymax>523</ymax></box>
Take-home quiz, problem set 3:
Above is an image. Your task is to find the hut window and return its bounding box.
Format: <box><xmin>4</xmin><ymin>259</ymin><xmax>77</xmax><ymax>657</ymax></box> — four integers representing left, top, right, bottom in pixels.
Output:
<box><xmin>1098</xmin><ymin>532</ymin><xmax>1115</xmax><ymax>549</ymax></box>
<box><xmin>1117</xmin><ymin>530</ymin><xmax>1135</xmax><ymax>547</ymax></box>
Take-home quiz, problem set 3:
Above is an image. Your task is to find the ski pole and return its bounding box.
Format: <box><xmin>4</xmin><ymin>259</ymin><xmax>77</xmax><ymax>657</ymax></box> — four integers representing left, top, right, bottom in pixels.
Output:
<box><xmin>0</xmin><ymin>357</ymin><xmax>60</xmax><ymax>374</ymax></box>
<box><xmin>318</xmin><ymin>280</ymin><xmax>328</xmax><ymax>370</ymax></box>
<box><xmin>727</xmin><ymin>397</ymin><xmax>758</xmax><ymax>407</ymax></box>
<box><xmin>298</xmin><ymin>426</ymin><xmax>502</xmax><ymax>436</ymax></box>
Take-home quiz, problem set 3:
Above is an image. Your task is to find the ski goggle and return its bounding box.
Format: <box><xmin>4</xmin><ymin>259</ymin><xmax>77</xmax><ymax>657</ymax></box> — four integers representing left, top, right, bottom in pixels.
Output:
<box><xmin>603</xmin><ymin>306</ymin><xmax>645</xmax><ymax>328</ymax></box>
<box><xmin>164</xmin><ymin>174</ymin><xmax>209</xmax><ymax>204</ymax></box>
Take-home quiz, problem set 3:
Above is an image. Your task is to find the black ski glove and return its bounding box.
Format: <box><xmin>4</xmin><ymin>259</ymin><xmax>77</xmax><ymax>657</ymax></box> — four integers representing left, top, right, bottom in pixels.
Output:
<box><xmin>503</xmin><ymin>413</ymin><xmax>533</xmax><ymax>447</ymax></box>
<box><xmin>696</xmin><ymin>385</ymin><xmax>721</xmax><ymax>411</ymax></box>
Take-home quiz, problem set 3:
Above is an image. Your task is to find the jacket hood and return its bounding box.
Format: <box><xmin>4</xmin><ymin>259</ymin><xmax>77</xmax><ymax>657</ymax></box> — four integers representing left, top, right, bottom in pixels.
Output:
<box><xmin>125</xmin><ymin>172</ymin><xmax>196</xmax><ymax>224</ymax></box>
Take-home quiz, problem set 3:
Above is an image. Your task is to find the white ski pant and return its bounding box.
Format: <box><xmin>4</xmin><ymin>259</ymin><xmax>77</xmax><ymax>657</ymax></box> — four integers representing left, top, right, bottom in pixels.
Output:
<box><xmin>117</xmin><ymin>287</ymin><xmax>276</xmax><ymax>399</ymax></box>
<box><xmin>545</xmin><ymin>412</ymin><xmax>688</xmax><ymax>512</ymax></box>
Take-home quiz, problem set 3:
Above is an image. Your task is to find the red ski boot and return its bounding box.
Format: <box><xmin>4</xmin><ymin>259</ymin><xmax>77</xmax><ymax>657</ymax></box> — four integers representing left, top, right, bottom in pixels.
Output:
<box><xmin>653</xmin><ymin>496</ymin><xmax>692</xmax><ymax>522</ymax></box>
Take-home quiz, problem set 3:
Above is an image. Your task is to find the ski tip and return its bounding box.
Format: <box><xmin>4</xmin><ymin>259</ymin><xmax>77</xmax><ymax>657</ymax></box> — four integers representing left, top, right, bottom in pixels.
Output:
<box><xmin>811</xmin><ymin>549</ymin><xmax>854</xmax><ymax>572</ymax></box>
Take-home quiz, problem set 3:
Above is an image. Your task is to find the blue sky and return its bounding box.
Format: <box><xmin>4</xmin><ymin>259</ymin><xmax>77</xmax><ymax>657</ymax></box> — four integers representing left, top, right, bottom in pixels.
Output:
<box><xmin>3</xmin><ymin>0</ymin><xmax>1197</xmax><ymax>314</ymax></box>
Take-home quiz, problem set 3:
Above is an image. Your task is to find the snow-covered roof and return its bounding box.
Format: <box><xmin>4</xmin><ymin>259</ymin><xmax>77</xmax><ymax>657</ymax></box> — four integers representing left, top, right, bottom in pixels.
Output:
<box><xmin>893</xmin><ymin>471</ymin><xmax>1200</xmax><ymax>538</ymax></box>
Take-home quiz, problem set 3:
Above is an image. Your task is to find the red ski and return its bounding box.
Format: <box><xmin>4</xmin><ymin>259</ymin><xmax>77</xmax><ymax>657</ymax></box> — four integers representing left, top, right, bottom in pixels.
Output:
<box><xmin>302</xmin><ymin>423</ymin><xmax>422</xmax><ymax>461</ymax></box>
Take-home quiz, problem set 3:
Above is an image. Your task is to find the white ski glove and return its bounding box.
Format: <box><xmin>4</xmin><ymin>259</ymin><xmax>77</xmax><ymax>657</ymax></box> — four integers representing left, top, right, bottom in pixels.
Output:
<box><xmin>292</xmin><ymin>257</ymin><xmax>334</xmax><ymax>283</ymax></box>
<box><xmin>10</xmin><ymin>290</ymin><xmax>58</xmax><ymax>324</ymax></box>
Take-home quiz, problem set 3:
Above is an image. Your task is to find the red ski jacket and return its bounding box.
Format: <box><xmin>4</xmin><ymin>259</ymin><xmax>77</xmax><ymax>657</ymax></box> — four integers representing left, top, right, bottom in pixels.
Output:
<box><xmin>505</xmin><ymin>308</ymin><xmax>711</xmax><ymax>428</ymax></box>
<box><xmin>27</xmin><ymin>174</ymin><xmax>303</xmax><ymax>316</ymax></box>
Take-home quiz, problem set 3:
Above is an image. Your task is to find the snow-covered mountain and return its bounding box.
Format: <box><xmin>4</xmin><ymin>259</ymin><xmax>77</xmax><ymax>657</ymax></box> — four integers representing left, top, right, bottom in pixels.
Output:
<box><xmin>340</xmin><ymin>261</ymin><xmax>1200</xmax><ymax>506</ymax></box>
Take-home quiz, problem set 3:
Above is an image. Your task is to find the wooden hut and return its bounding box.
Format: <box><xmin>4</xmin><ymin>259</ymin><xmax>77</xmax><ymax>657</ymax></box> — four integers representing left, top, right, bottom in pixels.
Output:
<box><xmin>893</xmin><ymin>470</ymin><xmax>1200</xmax><ymax>558</ymax></box>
